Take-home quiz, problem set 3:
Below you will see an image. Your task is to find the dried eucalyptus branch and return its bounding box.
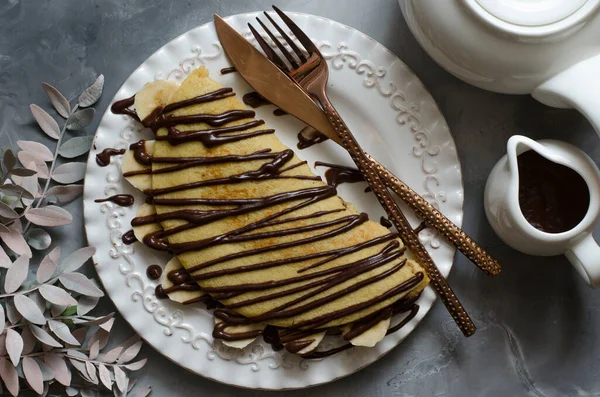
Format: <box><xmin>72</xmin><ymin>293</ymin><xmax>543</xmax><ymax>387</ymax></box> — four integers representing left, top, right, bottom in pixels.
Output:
<box><xmin>0</xmin><ymin>77</ymin><xmax>150</xmax><ymax>396</ymax></box>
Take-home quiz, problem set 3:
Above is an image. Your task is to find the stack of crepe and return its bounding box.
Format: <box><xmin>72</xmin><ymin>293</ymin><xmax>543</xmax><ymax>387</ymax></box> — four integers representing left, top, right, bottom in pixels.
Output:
<box><xmin>117</xmin><ymin>67</ymin><xmax>429</xmax><ymax>357</ymax></box>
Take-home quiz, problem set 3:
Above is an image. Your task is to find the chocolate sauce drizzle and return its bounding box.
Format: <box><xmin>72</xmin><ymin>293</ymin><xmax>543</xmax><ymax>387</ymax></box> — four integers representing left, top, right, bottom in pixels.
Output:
<box><xmin>122</xmin><ymin>229</ymin><xmax>136</xmax><ymax>245</ymax></box>
<box><xmin>220</xmin><ymin>66</ymin><xmax>237</xmax><ymax>75</ymax></box>
<box><xmin>96</xmin><ymin>148</ymin><xmax>125</xmax><ymax>167</ymax></box>
<box><xmin>297</xmin><ymin>127</ymin><xmax>329</xmax><ymax>149</ymax></box>
<box><xmin>95</xmin><ymin>194</ymin><xmax>134</xmax><ymax>207</ymax></box>
<box><xmin>242</xmin><ymin>91</ymin><xmax>287</xmax><ymax>116</ymax></box>
<box><xmin>315</xmin><ymin>161</ymin><xmax>366</xmax><ymax>189</ymax></box>
<box><xmin>113</xmin><ymin>84</ymin><xmax>423</xmax><ymax>357</ymax></box>
<box><xmin>146</xmin><ymin>265</ymin><xmax>162</xmax><ymax>280</ymax></box>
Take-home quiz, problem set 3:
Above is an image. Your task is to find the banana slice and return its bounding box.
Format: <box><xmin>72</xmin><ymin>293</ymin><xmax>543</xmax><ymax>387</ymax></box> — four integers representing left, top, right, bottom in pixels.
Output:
<box><xmin>284</xmin><ymin>331</ymin><xmax>326</xmax><ymax>355</ymax></box>
<box><xmin>215</xmin><ymin>319</ymin><xmax>264</xmax><ymax>349</ymax></box>
<box><xmin>132</xmin><ymin>202</ymin><xmax>161</xmax><ymax>243</ymax></box>
<box><xmin>343</xmin><ymin>317</ymin><xmax>391</xmax><ymax>348</ymax></box>
<box><xmin>121</xmin><ymin>140</ymin><xmax>155</xmax><ymax>191</ymax></box>
<box><xmin>160</xmin><ymin>257</ymin><xmax>205</xmax><ymax>304</ymax></box>
<box><xmin>134</xmin><ymin>80</ymin><xmax>180</xmax><ymax>121</ymax></box>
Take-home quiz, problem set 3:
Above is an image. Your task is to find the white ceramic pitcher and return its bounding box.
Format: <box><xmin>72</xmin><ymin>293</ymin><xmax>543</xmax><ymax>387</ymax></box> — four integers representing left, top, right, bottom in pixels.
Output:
<box><xmin>485</xmin><ymin>136</ymin><xmax>600</xmax><ymax>286</ymax></box>
<box><xmin>399</xmin><ymin>0</ymin><xmax>600</xmax><ymax>137</ymax></box>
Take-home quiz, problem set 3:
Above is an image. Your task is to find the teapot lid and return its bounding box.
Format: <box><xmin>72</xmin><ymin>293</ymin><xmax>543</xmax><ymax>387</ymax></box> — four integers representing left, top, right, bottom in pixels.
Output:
<box><xmin>463</xmin><ymin>0</ymin><xmax>600</xmax><ymax>37</ymax></box>
<box><xmin>476</xmin><ymin>0</ymin><xmax>587</xmax><ymax>26</ymax></box>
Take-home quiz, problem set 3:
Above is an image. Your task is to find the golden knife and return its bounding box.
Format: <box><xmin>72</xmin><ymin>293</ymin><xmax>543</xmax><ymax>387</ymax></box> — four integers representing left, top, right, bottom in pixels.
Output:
<box><xmin>214</xmin><ymin>14</ymin><xmax>500</xmax><ymax>277</ymax></box>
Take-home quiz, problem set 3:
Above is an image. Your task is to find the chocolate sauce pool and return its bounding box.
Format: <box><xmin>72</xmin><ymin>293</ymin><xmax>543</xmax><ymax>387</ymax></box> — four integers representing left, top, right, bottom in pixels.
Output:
<box><xmin>518</xmin><ymin>150</ymin><xmax>589</xmax><ymax>234</ymax></box>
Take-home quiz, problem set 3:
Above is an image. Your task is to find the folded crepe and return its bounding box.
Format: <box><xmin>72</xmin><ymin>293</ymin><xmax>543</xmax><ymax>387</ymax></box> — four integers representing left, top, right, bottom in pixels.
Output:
<box><xmin>117</xmin><ymin>66</ymin><xmax>428</xmax><ymax>353</ymax></box>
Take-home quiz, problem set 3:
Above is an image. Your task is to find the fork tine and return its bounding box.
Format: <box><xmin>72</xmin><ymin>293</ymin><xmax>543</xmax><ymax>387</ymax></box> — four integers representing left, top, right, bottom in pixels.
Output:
<box><xmin>272</xmin><ymin>5</ymin><xmax>318</xmax><ymax>54</ymax></box>
<box><xmin>256</xmin><ymin>17</ymin><xmax>299</xmax><ymax>69</ymax></box>
<box><xmin>263</xmin><ymin>12</ymin><xmax>307</xmax><ymax>62</ymax></box>
<box><xmin>248</xmin><ymin>23</ymin><xmax>290</xmax><ymax>72</ymax></box>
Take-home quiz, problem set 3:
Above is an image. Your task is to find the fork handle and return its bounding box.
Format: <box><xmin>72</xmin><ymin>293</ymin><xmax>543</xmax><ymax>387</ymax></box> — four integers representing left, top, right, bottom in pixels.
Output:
<box><xmin>318</xmin><ymin>97</ymin><xmax>476</xmax><ymax>337</ymax></box>
<box><xmin>365</xmin><ymin>154</ymin><xmax>501</xmax><ymax>277</ymax></box>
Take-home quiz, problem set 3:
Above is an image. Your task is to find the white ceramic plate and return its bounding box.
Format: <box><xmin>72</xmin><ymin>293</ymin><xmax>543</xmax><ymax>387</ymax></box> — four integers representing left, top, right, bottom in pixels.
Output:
<box><xmin>83</xmin><ymin>12</ymin><xmax>463</xmax><ymax>390</ymax></box>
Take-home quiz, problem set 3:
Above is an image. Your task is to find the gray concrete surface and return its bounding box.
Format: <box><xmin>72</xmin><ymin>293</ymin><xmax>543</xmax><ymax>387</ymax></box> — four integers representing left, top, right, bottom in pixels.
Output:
<box><xmin>1</xmin><ymin>0</ymin><xmax>599</xmax><ymax>396</ymax></box>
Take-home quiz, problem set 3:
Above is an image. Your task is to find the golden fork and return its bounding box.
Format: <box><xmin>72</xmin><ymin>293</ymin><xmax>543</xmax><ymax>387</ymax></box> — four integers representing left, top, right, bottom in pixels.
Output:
<box><xmin>248</xmin><ymin>6</ymin><xmax>476</xmax><ymax>337</ymax></box>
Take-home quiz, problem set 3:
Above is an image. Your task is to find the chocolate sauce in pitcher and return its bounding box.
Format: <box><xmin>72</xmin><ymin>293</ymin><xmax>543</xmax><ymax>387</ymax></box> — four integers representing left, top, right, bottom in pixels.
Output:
<box><xmin>518</xmin><ymin>150</ymin><xmax>590</xmax><ymax>234</ymax></box>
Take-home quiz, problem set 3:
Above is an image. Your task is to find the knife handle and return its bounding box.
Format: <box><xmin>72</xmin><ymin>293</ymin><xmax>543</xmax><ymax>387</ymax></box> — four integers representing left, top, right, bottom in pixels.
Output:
<box><xmin>364</xmin><ymin>153</ymin><xmax>501</xmax><ymax>277</ymax></box>
<box><xmin>319</xmin><ymin>96</ymin><xmax>476</xmax><ymax>338</ymax></box>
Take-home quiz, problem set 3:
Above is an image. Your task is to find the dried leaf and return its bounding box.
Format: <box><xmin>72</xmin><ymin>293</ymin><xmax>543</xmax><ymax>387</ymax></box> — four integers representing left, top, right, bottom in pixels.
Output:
<box><xmin>59</xmin><ymin>248</ymin><xmax>95</xmax><ymax>276</ymax></box>
<box><xmin>72</xmin><ymin>327</ymin><xmax>87</xmax><ymax>345</ymax></box>
<box><xmin>25</xmin><ymin>205</ymin><xmax>72</xmax><ymax>227</ymax></box>
<box><xmin>59</xmin><ymin>273</ymin><xmax>104</xmax><ymax>297</ymax></box>
<box><xmin>0</xmin><ymin>358</ymin><xmax>19</xmax><ymax>396</ymax></box>
<box><xmin>124</xmin><ymin>358</ymin><xmax>147</xmax><ymax>371</ymax></box>
<box><xmin>12</xmin><ymin>173</ymin><xmax>39</xmax><ymax>202</ymax></box>
<box><xmin>22</xmin><ymin>356</ymin><xmax>44</xmax><ymax>394</ymax></box>
<box><xmin>9</xmin><ymin>168</ymin><xmax>37</xmax><ymax>177</ymax></box>
<box><xmin>42</xmin><ymin>82</ymin><xmax>71</xmax><ymax>118</ymax></box>
<box><xmin>46</xmin><ymin>184</ymin><xmax>83</xmax><ymax>204</ymax></box>
<box><xmin>29</xmin><ymin>324</ymin><xmax>61</xmax><ymax>347</ymax></box>
<box><xmin>5</xmin><ymin>329</ymin><xmax>23</xmax><ymax>367</ymax></box>
<box><xmin>0</xmin><ymin>202</ymin><xmax>18</xmax><ymax>219</ymax></box>
<box><xmin>77</xmin><ymin>295</ymin><xmax>99</xmax><ymax>316</ymax></box>
<box><xmin>102</xmin><ymin>346</ymin><xmax>123</xmax><ymax>364</ymax></box>
<box><xmin>117</xmin><ymin>341</ymin><xmax>142</xmax><ymax>364</ymax></box>
<box><xmin>89</xmin><ymin>339</ymin><xmax>100</xmax><ymax>360</ymax></box>
<box><xmin>66</xmin><ymin>386</ymin><xmax>79</xmax><ymax>396</ymax></box>
<box><xmin>14</xmin><ymin>295</ymin><xmax>45</xmax><ymax>325</ymax></box>
<box><xmin>37</xmin><ymin>246</ymin><xmax>60</xmax><ymax>283</ymax></box>
<box><xmin>99</xmin><ymin>317</ymin><xmax>115</xmax><ymax>332</ymax></box>
<box><xmin>4</xmin><ymin>255</ymin><xmax>29</xmax><ymax>293</ymax></box>
<box><xmin>29</xmin><ymin>290</ymin><xmax>47</xmax><ymax>313</ymax></box>
<box><xmin>3</xmin><ymin>150</ymin><xmax>16</xmax><ymax>171</ymax></box>
<box><xmin>114</xmin><ymin>365</ymin><xmax>128</xmax><ymax>393</ymax></box>
<box><xmin>0</xmin><ymin>246</ymin><xmax>12</xmax><ymax>269</ymax></box>
<box><xmin>4</xmin><ymin>299</ymin><xmax>21</xmax><ymax>324</ymax></box>
<box><xmin>0</xmin><ymin>228</ymin><xmax>32</xmax><ymax>257</ymax></box>
<box><xmin>17</xmin><ymin>151</ymin><xmax>49</xmax><ymax>178</ymax></box>
<box><xmin>0</xmin><ymin>184</ymin><xmax>35</xmax><ymax>200</ymax></box>
<box><xmin>30</xmin><ymin>104</ymin><xmax>61</xmax><ymax>140</ymax></box>
<box><xmin>69</xmin><ymin>358</ymin><xmax>92</xmax><ymax>382</ymax></box>
<box><xmin>40</xmin><ymin>285</ymin><xmax>77</xmax><ymax>306</ymax></box>
<box><xmin>21</xmin><ymin>326</ymin><xmax>36</xmax><ymax>354</ymax></box>
<box><xmin>58</xmin><ymin>136</ymin><xmax>94</xmax><ymax>158</ymax></box>
<box><xmin>79</xmin><ymin>75</ymin><xmax>104</xmax><ymax>107</ymax></box>
<box><xmin>47</xmin><ymin>320</ymin><xmax>79</xmax><ymax>346</ymax></box>
<box><xmin>128</xmin><ymin>378</ymin><xmax>138</xmax><ymax>392</ymax></box>
<box><xmin>17</xmin><ymin>141</ymin><xmax>53</xmax><ymax>162</ymax></box>
<box><xmin>99</xmin><ymin>363</ymin><xmax>112</xmax><ymax>390</ymax></box>
<box><xmin>25</xmin><ymin>227</ymin><xmax>52</xmax><ymax>250</ymax></box>
<box><xmin>52</xmin><ymin>162</ymin><xmax>86</xmax><ymax>184</ymax></box>
<box><xmin>35</xmin><ymin>357</ymin><xmax>54</xmax><ymax>381</ymax></box>
<box><xmin>67</xmin><ymin>348</ymin><xmax>88</xmax><ymax>360</ymax></box>
<box><xmin>66</xmin><ymin>108</ymin><xmax>95</xmax><ymax>130</ymax></box>
<box><xmin>88</xmin><ymin>328</ymin><xmax>109</xmax><ymax>350</ymax></box>
<box><xmin>86</xmin><ymin>361</ymin><xmax>98</xmax><ymax>385</ymax></box>
<box><xmin>44</xmin><ymin>353</ymin><xmax>71</xmax><ymax>386</ymax></box>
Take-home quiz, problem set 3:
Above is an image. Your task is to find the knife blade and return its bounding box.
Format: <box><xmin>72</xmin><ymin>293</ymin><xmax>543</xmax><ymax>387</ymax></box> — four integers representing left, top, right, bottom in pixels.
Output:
<box><xmin>213</xmin><ymin>14</ymin><xmax>340</xmax><ymax>144</ymax></box>
<box><xmin>213</xmin><ymin>14</ymin><xmax>501</xmax><ymax>277</ymax></box>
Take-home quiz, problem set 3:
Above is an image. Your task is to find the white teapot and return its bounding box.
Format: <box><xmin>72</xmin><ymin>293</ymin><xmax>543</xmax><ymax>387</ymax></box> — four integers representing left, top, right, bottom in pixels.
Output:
<box><xmin>399</xmin><ymin>0</ymin><xmax>600</xmax><ymax>135</ymax></box>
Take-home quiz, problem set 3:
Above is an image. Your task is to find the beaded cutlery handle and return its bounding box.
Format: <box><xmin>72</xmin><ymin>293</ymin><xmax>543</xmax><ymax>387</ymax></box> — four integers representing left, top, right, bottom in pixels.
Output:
<box><xmin>364</xmin><ymin>153</ymin><xmax>501</xmax><ymax>276</ymax></box>
<box><xmin>320</xmin><ymin>100</ymin><xmax>476</xmax><ymax>337</ymax></box>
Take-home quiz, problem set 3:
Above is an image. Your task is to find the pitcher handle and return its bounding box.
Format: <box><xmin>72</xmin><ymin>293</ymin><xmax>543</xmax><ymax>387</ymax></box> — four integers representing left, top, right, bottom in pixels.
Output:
<box><xmin>565</xmin><ymin>233</ymin><xmax>600</xmax><ymax>287</ymax></box>
<box><xmin>533</xmin><ymin>54</ymin><xmax>600</xmax><ymax>137</ymax></box>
